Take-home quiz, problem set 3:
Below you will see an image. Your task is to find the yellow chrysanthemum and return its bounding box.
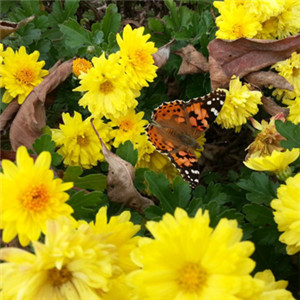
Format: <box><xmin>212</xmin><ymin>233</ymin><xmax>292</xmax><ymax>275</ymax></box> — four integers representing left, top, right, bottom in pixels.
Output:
<box><xmin>72</xmin><ymin>57</ymin><xmax>92</xmax><ymax>77</ymax></box>
<box><xmin>0</xmin><ymin>46</ymin><xmax>48</xmax><ymax>104</ymax></box>
<box><xmin>51</xmin><ymin>111</ymin><xmax>111</xmax><ymax>169</ymax></box>
<box><xmin>244</xmin><ymin>148</ymin><xmax>300</xmax><ymax>175</ymax></box>
<box><xmin>0</xmin><ymin>217</ymin><xmax>114</xmax><ymax>300</ymax></box>
<box><xmin>271</xmin><ymin>173</ymin><xmax>300</xmax><ymax>255</ymax></box>
<box><xmin>0</xmin><ymin>146</ymin><xmax>73</xmax><ymax>246</ymax></box>
<box><xmin>74</xmin><ymin>52</ymin><xmax>138</xmax><ymax>118</ymax></box>
<box><xmin>255</xmin><ymin>17</ymin><xmax>279</xmax><ymax>39</ymax></box>
<box><xmin>272</xmin><ymin>52</ymin><xmax>300</xmax><ymax>101</ymax></box>
<box><xmin>128</xmin><ymin>207</ymin><xmax>261</xmax><ymax>299</ymax></box>
<box><xmin>216</xmin><ymin>77</ymin><xmax>262</xmax><ymax>130</ymax></box>
<box><xmin>0</xmin><ymin>43</ymin><xmax>4</xmax><ymax>64</ymax></box>
<box><xmin>91</xmin><ymin>206</ymin><xmax>141</xmax><ymax>274</ymax></box>
<box><xmin>108</xmin><ymin>109</ymin><xmax>148</xmax><ymax>148</ymax></box>
<box><xmin>214</xmin><ymin>1</ymin><xmax>262</xmax><ymax>39</ymax></box>
<box><xmin>247</xmin><ymin>270</ymin><xmax>295</xmax><ymax>300</ymax></box>
<box><xmin>117</xmin><ymin>24</ymin><xmax>158</xmax><ymax>89</ymax></box>
<box><xmin>284</xmin><ymin>97</ymin><xmax>300</xmax><ymax>124</ymax></box>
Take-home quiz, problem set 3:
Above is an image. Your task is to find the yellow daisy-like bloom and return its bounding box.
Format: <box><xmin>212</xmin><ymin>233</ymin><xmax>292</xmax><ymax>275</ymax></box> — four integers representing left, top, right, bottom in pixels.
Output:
<box><xmin>216</xmin><ymin>77</ymin><xmax>262</xmax><ymax>130</ymax></box>
<box><xmin>91</xmin><ymin>206</ymin><xmax>141</xmax><ymax>274</ymax></box>
<box><xmin>214</xmin><ymin>1</ymin><xmax>262</xmax><ymax>39</ymax></box>
<box><xmin>0</xmin><ymin>46</ymin><xmax>48</xmax><ymax>104</ymax></box>
<box><xmin>0</xmin><ymin>146</ymin><xmax>73</xmax><ymax>246</ymax></box>
<box><xmin>117</xmin><ymin>24</ymin><xmax>158</xmax><ymax>89</ymax></box>
<box><xmin>74</xmin><ymin>52</ymin><xmax>138</xmax><ymax>118</ymax></box>
<box><xmin>0</xmin><ymin>43</ymin><xmax>4</xmax><ymax>64</ymax></box>
<box><xmin>272</xmin><ymin>52</ymin><xmax>300</xmax><ymax>101</ymax></box>
<box><xmin>271</xmin><ymin>173</ymin><xmax>300</xmax><ymax>255</ymax></box>
<box><xmin>284</xmin><ymin>97</ymin><xmax>300</xmax><ymax>124</ymax></box>
<box><xmin>255</xmin><ymin>17</ymin><xmax>279</xmax><ymax>39</ymax></box>
<box><xmin>128</xmin><ymin>207</ymin><xmax>261</xmax><ymax>299</ymax></box>
<box><xmin>51</xmin><ymin>111</ymin><xmax>111</xmax><ymax>169</ymax></box>
<box><xmin>72</xmin><ymin>57</ymin><xmax>92</xmax><ymax>77</ymax></box>
<box><xmin>244</xmin><ymin>148</ymin><xmax>300</xmax><ymax>175</ymax></box>
<box><xmin>0</xmin><ymin>217</ymin><xmax>114</xmax><ymax>300</ymax></box>
<box><xmin>108</xmin><ymin>109</ymin><xmax>148</xmax><ymax>148</ymax></box>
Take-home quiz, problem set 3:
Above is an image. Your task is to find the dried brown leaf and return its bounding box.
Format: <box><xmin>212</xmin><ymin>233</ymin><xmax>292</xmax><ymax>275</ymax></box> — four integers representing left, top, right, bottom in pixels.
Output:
<box><xmin>9</xmin><ymin>59</ymin><xmax>74</xmax><ymax>150</ymax></box>
<box><xmin>0</xmin><ymin>16</ymin><xmax>35</xmax><ymax>40</ymax></box>
<box><xmin>208</xmin><ymin>34</ymin><xmax>300</xmax><ymax>89</ymax></box>
<box><xmin>153</xmin><ymin>39</ymin><xmax>175</xmax><ymax>68</ymax></box>
<box><xmin>175</xmin><ymin>44</ymin><xmax>209</xmax><ymax>75</ymax></box>
<box><xmin>0</xmin><ymin>100</ymin><xmax>20</xmax><ymax>134</ymax></box>
<box><xmin>245</xmin><ymin>71</ymin><xmax>294</xmax><ymax>91</ymax></box>
<box><xmin>91</xmin><ymin>120</ymin><xmax>154</xmax><ymax>214</ymax></box>
<box><xmin>261</xmin><ymin>96</ymin><xmax>289</xmax><ymax>117</ymax></box>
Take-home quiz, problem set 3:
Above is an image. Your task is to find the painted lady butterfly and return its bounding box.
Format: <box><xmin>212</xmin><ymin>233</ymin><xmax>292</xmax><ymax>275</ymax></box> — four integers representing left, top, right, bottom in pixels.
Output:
<box><xmin>146</xmin><ymin>90</ymin><xmax>226</xmax><ymax>188</ymax></box>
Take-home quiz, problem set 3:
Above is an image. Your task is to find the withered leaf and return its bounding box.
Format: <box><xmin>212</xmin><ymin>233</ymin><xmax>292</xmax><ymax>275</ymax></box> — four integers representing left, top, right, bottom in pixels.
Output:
<box><xmin>0</xmin><ymin>100</ymin><xmax>20</xmax><ymax>134</ymax></box>
<box><xmin>245</xmin><ymin>71</ymin><xmax>294</xmax><ymax>91</ymax></box>
<box><xmin>153</xmin><ymin>39</ymin><xmax>175</xmax><ymax>69</ymax></box>
<box><xmin>208</xmin><ymin>34</ymin><xmax>300</xmax><ymax>89</ymax></box>
<box><xmin>0</xmin><ymin>16</ymin><xmax>35</xmax><ymax>40</ymax></box>
<box><xmin>9</xmin><ymin>59</ymin><xmax>74</xmax><ymax>150</ymax></box>
<box><xmin>261</xmin><ymin>96</ymin><xmax>289</xmax><ymax>117</ymax></box>
<box><xmin>175</xmin><ymin>44</ymin><xmax>209</xmax><ymax>75</ymax></box>
<box><xmin>91</xmin><ymin>120</ymin><xmax>154</xmax><ymax>214</ymax></box>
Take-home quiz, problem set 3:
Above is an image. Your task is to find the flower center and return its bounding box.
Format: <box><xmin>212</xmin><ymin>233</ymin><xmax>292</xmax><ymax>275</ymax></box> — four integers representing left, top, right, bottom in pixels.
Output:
<box><xmin>16</xmin><ymin>68</ymin><xmax>35</xmax><ymax>85</ymax></box>
<box><xmin>292</xmin><ymin>67</ymin><xmax>300</xmax><ymax>77</ymax></box>
<box><xmin>21</xmin><ymin>184</ymin><xmax>49</xmax><ymax>212</ymax></box>
<box><xmin>77</xmin><ymin>135</ymin><xmax>89</xmax><ymax>147</ymax></box>
<box><xmin>177</xmin><ymin>263</ymin><xmax>207</xmax><ymax>293</ymax></box>
<box><xmin>120</xmin><ymin>119</ymin><xmax>133</xmax><ymax>132</ymax></box>
<box><xmin>48</xmin><ymin>266</ymin><xmax>72</xmax><ymax>287</ymax></box>
<box><xmin>232</xmin><ymin>24</ymin><xmax>244</xmax><ymax>38</ymax></box>
<box><xmin>132</xmin><ymin>49</ymin><xmax>147</xmax><ymax>67</ymax></box>
<box><xmin>99</xmin><ymin>80</ymin><xmax>114</xmax><ymax>94</ymax></box>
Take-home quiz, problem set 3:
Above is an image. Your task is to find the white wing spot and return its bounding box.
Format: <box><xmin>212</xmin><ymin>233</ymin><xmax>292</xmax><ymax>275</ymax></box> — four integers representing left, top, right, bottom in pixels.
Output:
<box><xmin>207</xmin><ymin>100</ymin><xmax>212</xmax><ymax>105</ymax></box>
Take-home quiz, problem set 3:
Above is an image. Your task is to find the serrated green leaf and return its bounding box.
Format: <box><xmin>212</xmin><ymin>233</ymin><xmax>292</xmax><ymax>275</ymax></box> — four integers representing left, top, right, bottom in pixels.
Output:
<box><xmin>50</xmin><ymin>0</ymin><xmax>79</xmax><ymax>24</ymax></box>
<box><xmin>67</xmin><ymin>191</ymin><xmax>105</xmax><ymax>221</ymax></box>
<box><xmin>63</xmin><ymin>166</ymin><xmax>107</xmax><ymax>191</ymax></box>
<box><xmin>243</xmin><ymin>203</ymin><xmax>274</xmax><ymax>226</ymax></box>
<box><xmin>92</xmin><ymin>30</ymin><xmax>104</xmax><ymax>45</ymax></box>
<box><xmin>275</xmin><ymin>120</ymin><xmax>300</xmax><ymax>149</ymax></box>
<box><xmin>252</xmin><ymin>227</ymin><xmax>280</xmax><ymax>245</ymax></box>
<box><xmin>17</xmin><ymin>23</ymin><xmax>41</xmax><ymax>45</ymax></box>
<box><xmin>100</xmin><ymin>4</ymin><xmax>121</xmax><ymax>41</ymax></box>
<box><xmin>116</xmin><ymin>141</ymin><xmax>138</xmax><ymax>166</ymax></box>
<box><xmin>148</xmin><ymin>18</ymin><xmax>165</xmax><ymax>32</ymax></box>
<box><xmin>172</xmin><ymin>176</ymin><xmax>192</xmax><ymax>207</ymax></box>
<box><xmin>237</xmin><ymin>172</ymin><xmax>278</xmax><ymax>205</ymax></box>
<box><xmin>21</xmin><ymin>0</ymin><xmax>41</xmax><ymax>16</ymax></box>
<box><xmin>144</xmin><ymin>205</ymin><xmax>165</xmax><ymax>221</ymax></box>
<box><xmin>60</xmin><ymin>18</ymin><xmax>92</xmax><ymax>48</ymax></box>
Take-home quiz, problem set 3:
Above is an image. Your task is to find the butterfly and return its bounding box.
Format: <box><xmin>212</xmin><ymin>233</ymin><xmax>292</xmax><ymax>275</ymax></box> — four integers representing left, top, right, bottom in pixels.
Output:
<box><xmin>146</xmin><ymin>90</ymin><xmax>226</xmax><ymax>188</ymax></box>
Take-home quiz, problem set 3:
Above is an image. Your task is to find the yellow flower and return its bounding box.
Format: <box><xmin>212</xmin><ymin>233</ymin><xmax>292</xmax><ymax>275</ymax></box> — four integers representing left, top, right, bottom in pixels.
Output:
<box><xmin>271</xmin><ymin>173</ymin><xmax>300</xmax><ymax>255</ymax></box>
<box><xmin>0</xmin><ymin>146</ymin><xmax>73</xmax><ymax>246</ymax></box>
<box><xmin>72</xmin><ymin>57</ymin><xmax>92</xmax><ymax>77</ymax></box>
<box><xmin>0</xmin><ymin>46</ymin><xmax>48</xmax><ymax>104</ymax></box>
<box><xmin>128</xmin><ymin>207</ymin><xmax>260</xmax><ymax>299</ymax></box>
<box><xmin>0</xmin><ymin>43</ymin><xmax>4</xmax><ymax>64</ymax></box>
<box><xmin>74</xmin><ymin>52</ymin><xmax>138</xmax><ymax>118</ymax></box>
<box><xmin>0</xmin><ymin>217</ymin><xmax>114</xmax><ymax>300</ymax></box>
<box><xmin>272</xmin><ymin>52</ymin><xmax>300</xmax><ymax>101</ymax></box>
<box><xmin>244</xmin><ymin>148</ymin><xmax>300</xmax><ymax>174</ymax></box>
<box><xmin>51</xmin><ymin>111</ymin><xmax>111</xmax><ymax>169</ymax></box>
<box><xmin>255</xmin><ymin>17</ymin><xmax>279</xmax><ymax>39</ymax></box>
<box><xmin>216</xmin><ymin>77</ymin><xmax>262</xmax><ymax>130</ymax></box>
<box><xmin>214</xmin><ymin>1</ymin><xmax>262</xmax><ymax>39</ymax></box>
<box><xmin>117</xmin><ymin>24</ymin><xmax>158</xmax><ymax>89</ymax></box>
<box><xmin>284</xmin><ymin>97</ymin><xmax>300</xmax><ymax>124</ymax></box>
<box><xmin>91</xmin><ymin>206</ymin><xmax>141</xmax><ymax>274</ymax></box>
<box><xmin>108</xmin><ymin>109</ymin><xmax>148</xmax><ymax>148</ymax></box>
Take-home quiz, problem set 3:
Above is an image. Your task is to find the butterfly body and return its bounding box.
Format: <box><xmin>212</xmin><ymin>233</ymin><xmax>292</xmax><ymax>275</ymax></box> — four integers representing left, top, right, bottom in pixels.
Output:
<box><xmin>146</xmin><ymin>90</ymin><xmax>226</xmax><ymax>188</ymax></box>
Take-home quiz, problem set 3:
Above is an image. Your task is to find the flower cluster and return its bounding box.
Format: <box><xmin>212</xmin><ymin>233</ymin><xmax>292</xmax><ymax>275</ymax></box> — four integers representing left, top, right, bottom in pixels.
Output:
<box><xmin>214</xmin><ymin>0</ymin><xmax>300</xmax><ymax>40</ymax></box>
<box><xmin>0</xmin><ymin>45</ymin><xmax>49</xmax><ymax>104</ymax></box>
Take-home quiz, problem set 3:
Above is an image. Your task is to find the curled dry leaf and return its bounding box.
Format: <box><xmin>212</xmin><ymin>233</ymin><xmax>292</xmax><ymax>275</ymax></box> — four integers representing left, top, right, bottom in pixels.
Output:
<box><xmin>261</xmin><ymin>96</ymin><xmax>289</xmax><ymax>117</ymax></box>
<box><xmin>9</xmin><ymin>59</ymin><xmax>74</xmax><ymax>150</ymax></box>
<box><xmin>208</xmin><ymin>34</ymin><xmax>300</xmax><ymax>89</ymax></box>
<box><xmin>153</xmin><ymin>39</ymin><xmax>175</xmax><ymax>69</ymax></box>
<box><xmin>175</xmin><ymin>44</ymin><xmax>209</xmax><ymax>75</ymax></box>
<box><xmin>245</xmin><ymin>71</ymin><xmax>294</xmax><ymax>91</ymax></box>
<box><xmin>0</xmin><ymin>16</ymin><xmax>35</xmax><ymax>40</ymax></box>
<box><xmin>91</xmin><ymin>120</ymin><xmax>154</xmax><ymax>214</ymax></box>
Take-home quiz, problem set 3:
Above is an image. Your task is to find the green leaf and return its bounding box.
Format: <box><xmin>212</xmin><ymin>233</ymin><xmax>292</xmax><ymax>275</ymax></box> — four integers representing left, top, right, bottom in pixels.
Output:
<box><xmin>144</xmin><ymin>205</ymin><xmax>165</xmax><ymax>221</ymax></box>
<box><xmin>275</xmin><ymin>120</ymin><xmax>300</xmax><ymax>149</ymax></box>
<box><xmin>17</xmin><ymin>23</ymin><xmax>41</xmax><ymax>45</ymax></box>
<box><xmin>21</xmin><ymin>0</ymin><xmax>41</xmax><ymax>16</ymax></box>
<box><xmin>32</xmin><ymin>134</ymin><xmax>62</xmax><ymax>167</ymax></box>
<box><xmin>243</xmin><ymin>203</ymin><xmax>274</xmax><ymax>226</ymax></box>
<box><xmin>237</xmin><ymin>172</ymin><xmax>278</xmax><ymax>205</ymax></box>
<box><xmin>60</xmin><ymin>18</ymin><xmax>92</xmax><ymax>48</ymax></box>
<box><xmin>63</xmin><ymin>166</ymin><xmax>107</xmax><ymax>191</ymax></box>
<box><xmin>99</xmin><ymin>4</ymin><xmax>121</xmax><ymax>41</ymax></box>
<box><xmin>50</xmin><ymin>0</ymin><xmax>79</xmax><ymax>24</ymax></box>
<box><xmin>116</xmin><ymin>141</ymin><xmax>138</xmax><ymax>166</ymax></box>
<box><xmin>148</xmin><ymin>18</ymin><xmax>165</xmax><ymax>33</ymax></box>
<box><xmin>67</xmin><ymin>191</ymin><xmax>106</xmax><ymax>221</ymax></box>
